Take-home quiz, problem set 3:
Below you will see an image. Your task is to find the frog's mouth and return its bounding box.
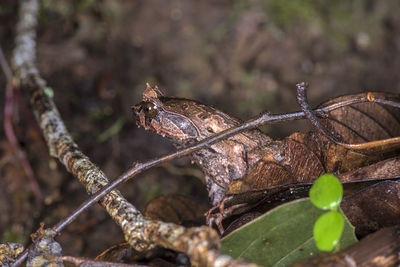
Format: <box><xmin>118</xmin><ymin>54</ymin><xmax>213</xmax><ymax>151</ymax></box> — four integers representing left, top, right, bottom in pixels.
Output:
<box><xmin>131</xmin><ymin>103</ymin><xmax>146</xmax><ymax>127</ymax></box>
<box><xmin>131</xmin><ymin>104</ymin><xmax>140</xmax><ymax>121</ymax></box>
<box><xmin>131</xmin><ymin>104</ymin><xmax>141</xmax><ymax>123</ymax></box>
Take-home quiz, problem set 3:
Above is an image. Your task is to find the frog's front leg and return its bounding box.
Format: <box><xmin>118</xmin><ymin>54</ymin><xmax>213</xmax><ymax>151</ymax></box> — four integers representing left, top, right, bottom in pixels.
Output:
<box><xmin>205</xmin><ymin>195</ymin><xmax>248</xmax><ymax>234</ymax></box>
<box><xmin>197</xmin><ymin>139</ymin><xmax>250</xmax><ymax>205</ymax></box>
<box><xmin>212</xmin><ymin>139</ymin><xmax>250</xmax><ymax>180</ymax></box>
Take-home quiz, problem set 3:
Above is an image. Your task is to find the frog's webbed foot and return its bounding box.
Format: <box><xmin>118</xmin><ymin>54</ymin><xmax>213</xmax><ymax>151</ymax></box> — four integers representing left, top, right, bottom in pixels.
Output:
<box><xmin>206</xmin><ymin>197</ymin><xmax>247</xmax><ymax>235</ymax></box>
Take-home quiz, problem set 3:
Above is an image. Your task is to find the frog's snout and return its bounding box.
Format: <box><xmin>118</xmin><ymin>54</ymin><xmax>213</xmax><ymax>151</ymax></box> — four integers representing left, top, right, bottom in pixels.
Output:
<box><xmin>131</xmin><ymin>104</ymin><xmax>141</xmax><ymax>124</ymax></box>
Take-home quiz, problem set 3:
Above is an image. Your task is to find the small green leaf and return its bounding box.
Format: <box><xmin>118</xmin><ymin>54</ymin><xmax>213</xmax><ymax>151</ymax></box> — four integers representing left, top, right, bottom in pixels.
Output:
<box><xmin>309</xmin><ymin>174</ymin><xmax>343</xmax><ymax>210</ymax></box>
<box><xmin>313</xmin><ymin>211</ymin><xmax>344</xmax><ymax>251</ymax></box>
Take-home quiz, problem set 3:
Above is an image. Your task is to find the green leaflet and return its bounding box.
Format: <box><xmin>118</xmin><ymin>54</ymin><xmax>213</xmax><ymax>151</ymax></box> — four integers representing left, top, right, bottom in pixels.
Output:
<box><xmin>309</xmin><ymin>174</ymin><xmax>343</xmax><ymax>211</ymax></box>
<box><xmin>313</xmin><ymin>211</ymin><xmax>344</xmax><ymax>251</ymax></box>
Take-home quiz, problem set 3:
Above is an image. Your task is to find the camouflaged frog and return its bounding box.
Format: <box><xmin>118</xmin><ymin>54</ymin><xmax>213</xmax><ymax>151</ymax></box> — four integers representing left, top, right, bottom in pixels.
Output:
<box><xmin>132</xmin><ymin>84</ymin><xmax>283</xmax><ymax>206</ymax></box>
<box><xmin>132</xmin><ymin>84</ymin><xmax>400</xmax><ymax>230</ymax></box>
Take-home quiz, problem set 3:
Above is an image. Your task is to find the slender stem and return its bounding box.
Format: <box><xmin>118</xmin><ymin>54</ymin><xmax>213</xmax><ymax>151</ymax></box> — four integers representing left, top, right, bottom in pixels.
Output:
<box><xmin>296</xmin><ymin>82</ymin><xmax>345</xmax><ymax>145</ymax></box>
<box><xmin>296</xmin><ymin>82</ymin><xmax>400</xmax><ymax>150</ymax></box>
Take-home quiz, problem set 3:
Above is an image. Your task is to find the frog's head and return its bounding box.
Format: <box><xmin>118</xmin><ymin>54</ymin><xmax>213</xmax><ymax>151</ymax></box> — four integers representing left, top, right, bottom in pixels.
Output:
<box><xmin>132</xmin><ymin>84</ymin><xmax>240</xmax><ymax>146</ymax></box>
<box><xmin>132</xmin><ymin>84</ymin><xmax>201</xmax><ymax>144</ymax></box>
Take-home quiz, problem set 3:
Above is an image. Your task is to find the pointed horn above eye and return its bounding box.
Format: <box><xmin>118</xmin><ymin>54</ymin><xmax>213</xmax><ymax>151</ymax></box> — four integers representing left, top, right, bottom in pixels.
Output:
<box><xmin>143</xmin><ymin>83</ymin><xmax>165</xmax><ymax>101</ymax></box>
<box><xmin>153</xmin><ymin>85</ymin><xmax>165</xmax><ymax>96</ymax></box>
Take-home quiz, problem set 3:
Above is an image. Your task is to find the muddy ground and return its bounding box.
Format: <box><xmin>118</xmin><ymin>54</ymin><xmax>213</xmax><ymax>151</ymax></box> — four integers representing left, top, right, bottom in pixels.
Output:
<box><xmin>1</xmin><ymin>0</ymin><xmax>400</xmax><ymax>261</ymax></box>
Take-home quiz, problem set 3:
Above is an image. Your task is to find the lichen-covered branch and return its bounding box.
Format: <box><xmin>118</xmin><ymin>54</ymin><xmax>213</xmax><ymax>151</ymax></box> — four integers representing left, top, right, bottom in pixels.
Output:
<box><xmin>0</xmin><ymin>243</ymin><xmax>24</xmax><ymax>266</ymax></box>
<box><xmin>13</xmin><ymin>0</ymin><xmax>153</xmax><ymax>252</ymax></box>
<box><xmin>11</xmin><ymin>0</ymin><xmax>258</xmax><ymax>266</ymax></box>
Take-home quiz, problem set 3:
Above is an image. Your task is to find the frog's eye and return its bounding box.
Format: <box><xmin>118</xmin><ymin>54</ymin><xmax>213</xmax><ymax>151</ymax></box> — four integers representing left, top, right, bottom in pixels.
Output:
<box><xmin>141</xmin><ymin>102</ymin><xmax>158</xmax><ymax>118</ymax></box>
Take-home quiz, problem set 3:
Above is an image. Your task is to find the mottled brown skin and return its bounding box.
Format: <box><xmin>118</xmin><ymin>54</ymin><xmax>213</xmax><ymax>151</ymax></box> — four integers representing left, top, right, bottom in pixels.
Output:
<box><xmin>132</xmin><ymin>85</ymin><xmax>400</xmax><ymax>209</ymax></box>
<box><xmin>132</xmin><ymin>84</ymin><xmax>284</xmax><ymax>205</ymax></box>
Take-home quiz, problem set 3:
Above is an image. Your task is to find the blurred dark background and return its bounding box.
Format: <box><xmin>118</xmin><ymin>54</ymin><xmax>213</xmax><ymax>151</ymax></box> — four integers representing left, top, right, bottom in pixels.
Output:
<box><xmin>1</xmin><ymin>0</ymin><xmax>400</xmax><ymax>258</ymax></box>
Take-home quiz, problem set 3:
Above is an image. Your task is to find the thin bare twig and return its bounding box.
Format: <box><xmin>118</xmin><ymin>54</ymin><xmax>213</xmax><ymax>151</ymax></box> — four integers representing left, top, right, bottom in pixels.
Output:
<box><xmin>296</xmin><ymin>82</ymin><xmax>400</xmax><ymax>150</ymax></box>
